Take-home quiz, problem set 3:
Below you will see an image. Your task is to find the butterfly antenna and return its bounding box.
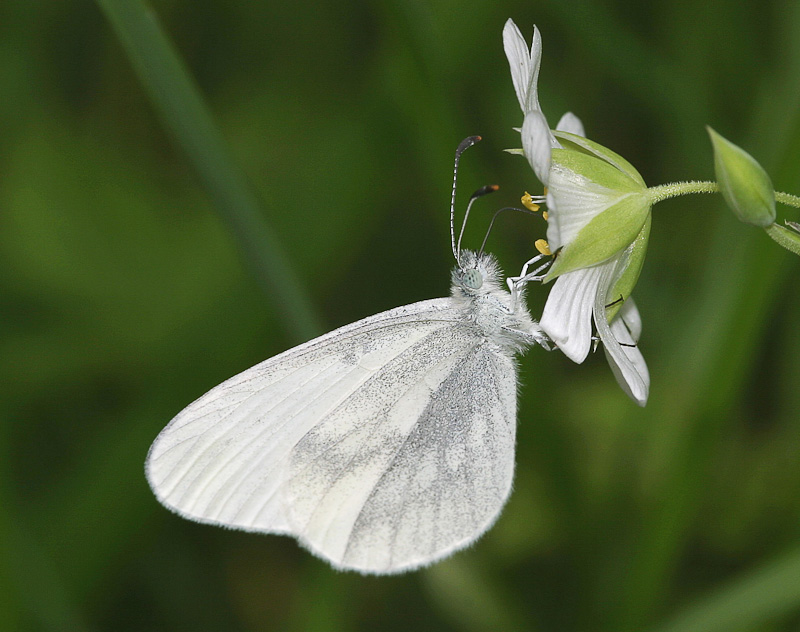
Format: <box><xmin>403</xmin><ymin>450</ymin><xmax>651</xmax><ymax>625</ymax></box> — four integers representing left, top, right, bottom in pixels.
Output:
<box><xmin>451</xmin><ymin>136</ymin><xmax>482</xmax><ymax>266</ymax></box>
<box><xmin>477</xmin><ymin>206</ymin><xmax>537</xmax><ymax>257</ymax></box>
<box><xmin>457</xmin><ymin>185</ymin><xmax>500</xmax><ymax>263</ymax></box>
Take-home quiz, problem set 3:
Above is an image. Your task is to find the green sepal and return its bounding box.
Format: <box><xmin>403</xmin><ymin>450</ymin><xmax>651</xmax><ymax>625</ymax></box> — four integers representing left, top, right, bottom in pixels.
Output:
<box><xmin>545</xmin><ymin>192</ymin><xmax>652</xmax><ymax>281</ymax></box>
<box><xmin>551</xmin><ymin>148</ymin><xmax>643</xmax><ymax>194</ymax></box>
<box><xmin>764</xmin><ymin>221</ymin><xmax>800</xmax><ymax>256</ymax></box>
<box><xmin>553</xmin><ymin>130</ymin><xmax>646</xmax><ymax>186</ymax></box>
<box><xmin>708</xmin><ymin>127</ymin><xmax>776</xmax><ymax>227</ymax></box>
<box><xmin>605</xmin><ymin>214</ymin><xmax>652</xmax><ymax>322</ymax></box>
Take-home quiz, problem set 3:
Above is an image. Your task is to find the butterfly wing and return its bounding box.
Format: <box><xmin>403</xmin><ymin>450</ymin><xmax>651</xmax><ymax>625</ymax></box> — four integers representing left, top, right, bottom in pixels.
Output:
<box><xmin>146</xmin><ymin>298</ymin><xmax>519</xmax><ymax>574</ymax></box>
<box><xmin>289</xmin><ymin>339</ymin><xmax>519</xmax><ymax>573</ymax></box>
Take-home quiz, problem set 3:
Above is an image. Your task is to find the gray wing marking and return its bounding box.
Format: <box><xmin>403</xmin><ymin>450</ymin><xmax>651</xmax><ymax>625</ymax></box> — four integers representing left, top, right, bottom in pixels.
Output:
<box><xmin>286</xmin><ymin>337</ymin><xmax>519</xmax><ymax>573</ymax></box>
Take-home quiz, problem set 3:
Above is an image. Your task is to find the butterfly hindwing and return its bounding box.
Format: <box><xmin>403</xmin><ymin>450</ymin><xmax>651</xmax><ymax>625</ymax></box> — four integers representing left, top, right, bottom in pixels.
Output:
<box><xmin>285</xmin><ymin>329</ymin><xmax>518</xmax><ymax>573</ymax></box>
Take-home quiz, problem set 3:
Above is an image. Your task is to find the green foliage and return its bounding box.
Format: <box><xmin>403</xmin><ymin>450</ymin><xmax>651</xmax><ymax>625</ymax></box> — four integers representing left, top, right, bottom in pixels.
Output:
<box><xmin>2</xmin><ymin>0</ymin><xmax>800</xmax><ymax>630</ymax></box>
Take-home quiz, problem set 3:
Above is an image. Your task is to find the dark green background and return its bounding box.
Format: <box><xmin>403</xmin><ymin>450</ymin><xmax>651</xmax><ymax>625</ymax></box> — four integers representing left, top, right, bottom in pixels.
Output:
<box><xmin>3</xmin><ymin>1</ymin><xmax>800</xmax><ymax>630</ymax></box>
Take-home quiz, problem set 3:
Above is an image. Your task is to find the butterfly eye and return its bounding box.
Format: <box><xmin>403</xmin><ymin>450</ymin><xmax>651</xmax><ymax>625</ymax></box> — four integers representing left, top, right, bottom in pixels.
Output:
<box><xmin>462</xmin><ymin>268</ymin><xmax>483</xmax><ymax>289</ymax></box>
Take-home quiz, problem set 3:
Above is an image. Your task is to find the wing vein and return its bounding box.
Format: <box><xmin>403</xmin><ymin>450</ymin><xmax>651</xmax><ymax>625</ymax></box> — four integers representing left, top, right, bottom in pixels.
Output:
<box><xmin>295</xmin><ymin>336</ymin><xmax>478</xmax><ymax>542</ymax></box>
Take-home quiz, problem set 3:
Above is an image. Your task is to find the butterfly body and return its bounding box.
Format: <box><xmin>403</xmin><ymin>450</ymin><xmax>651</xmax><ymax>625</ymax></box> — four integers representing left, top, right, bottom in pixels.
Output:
<box><xmin>146</xmin><ymin>250</ymin><xmax>545</xmax><ymax>574</ymax></box>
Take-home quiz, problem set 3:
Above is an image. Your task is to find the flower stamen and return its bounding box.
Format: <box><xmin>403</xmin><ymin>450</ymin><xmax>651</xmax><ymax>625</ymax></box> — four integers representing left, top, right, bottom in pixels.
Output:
<box><xmin>535</xmin><ymin>239</ymin><xmax>552</xmax><ymax>256</ymax></box>
<box><xmin>521</xmin><ymin>191</ymin><xmax>545</xmax><ymax>212</ymax></box>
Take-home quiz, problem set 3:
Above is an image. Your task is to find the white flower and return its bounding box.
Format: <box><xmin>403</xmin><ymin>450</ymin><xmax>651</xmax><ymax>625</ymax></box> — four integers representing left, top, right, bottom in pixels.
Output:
<box><xmin>503</xmin><ymin>18</ymin><xmax>650</xmax><ymax>405</ymax></box>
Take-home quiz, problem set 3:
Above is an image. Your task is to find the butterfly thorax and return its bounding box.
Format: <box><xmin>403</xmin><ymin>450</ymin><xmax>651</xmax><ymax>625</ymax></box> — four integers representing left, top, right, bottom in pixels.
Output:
<box><xmin>451</xmin><ymin>251</ymin><xmax>540</xmax><ymax>352</ymax></box>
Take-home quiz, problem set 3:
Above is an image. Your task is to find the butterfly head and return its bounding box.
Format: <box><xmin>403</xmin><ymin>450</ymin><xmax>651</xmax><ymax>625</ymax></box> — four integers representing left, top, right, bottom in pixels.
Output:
<box><xmin>453</xmin><ymin>250</ymin><xmax>505</xmax><ymax>297</ymax></box>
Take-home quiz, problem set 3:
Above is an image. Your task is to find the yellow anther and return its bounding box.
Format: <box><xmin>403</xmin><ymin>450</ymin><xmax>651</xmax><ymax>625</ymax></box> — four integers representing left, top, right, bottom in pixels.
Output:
<box><xmin>521</xmin><ymin>192</ymin><xmax>540</xmax><ymax>213</ymax></box>
<box><xmin>542</xmin><ymin>187</ymin><xmax>548</xmax><ymax>195</ymax></box>
<box><xmin>535</xmin><ymin>239</ymin><xmax>552</xmax><ymax>256</ymax></box>
<box><xmin>542</xmin><ymin>210</ymin><xmax>549</xmax><ymax>221</ymax></box>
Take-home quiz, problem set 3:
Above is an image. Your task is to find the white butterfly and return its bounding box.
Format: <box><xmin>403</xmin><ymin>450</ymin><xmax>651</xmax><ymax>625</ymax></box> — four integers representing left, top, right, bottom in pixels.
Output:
<box><xmin>146</xmin><ymin>138</ymin><xmax>552</xmax><ymax>574</ymax></box>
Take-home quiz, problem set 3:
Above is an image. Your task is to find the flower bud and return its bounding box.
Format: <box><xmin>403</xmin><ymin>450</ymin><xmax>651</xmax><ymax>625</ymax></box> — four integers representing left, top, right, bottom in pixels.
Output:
<box><xmin>708</xmin><ymin>127</ymin><xmax>775</xmax><ymax>227</ymax></box>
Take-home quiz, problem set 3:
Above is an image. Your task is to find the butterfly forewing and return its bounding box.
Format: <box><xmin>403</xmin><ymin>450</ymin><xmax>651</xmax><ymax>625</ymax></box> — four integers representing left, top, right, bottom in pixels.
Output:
<box><xmin>147</xmin><ymin>299</ymin><xmax>460</xmax><ymax>523</ymax></box>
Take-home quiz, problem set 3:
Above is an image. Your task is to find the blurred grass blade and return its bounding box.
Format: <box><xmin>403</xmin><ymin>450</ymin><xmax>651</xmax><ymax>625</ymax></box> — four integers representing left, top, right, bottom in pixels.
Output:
<box><xmin>94</xmin><ymin>0</ymin><xmax>321</xmax><ymax>340</ymax></box>
<box><xmin>652</xmin><ymin>547</ymin><xmax>800</xmax><ymax>632</ymax></box>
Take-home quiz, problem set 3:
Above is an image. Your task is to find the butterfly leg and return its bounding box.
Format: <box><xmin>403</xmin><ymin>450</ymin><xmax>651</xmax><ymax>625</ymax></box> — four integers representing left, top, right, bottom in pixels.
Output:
<box><xmin>503</xmin><ymin>324</ymin><xmax>553</xmax><ymax>351</ymax></box>
<box><xmin>506</xmin><ymin>254</ymin><xmax>552</xmax><ymax>303</ymax></box>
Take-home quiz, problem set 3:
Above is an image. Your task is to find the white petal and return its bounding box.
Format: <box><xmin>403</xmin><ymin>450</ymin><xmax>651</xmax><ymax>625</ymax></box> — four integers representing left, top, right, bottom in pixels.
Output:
<box><xmin>619</xmin><ymin>298</ymin><xmax>642</xmax><ymax>342</ymax></box>
<box><xmin>503</xmin><ymin>20</ymin><xmax>532</xmax><ymax>112</ymax></box>
<box><xmin>540</xmin><ymin>263</ymin><xmax>608</xmax><ymax>363</ymax></box>
<box><xmin>502</xmin><ymin>20</ymin><xmax>542</xmax><ymax>114</ymax></box>
<box><xmin>601</xmin><ymin>318</ymin><xmax>650</xmax><ymax>406</ymax></box>
<box><xmin>522</xmin><ymin>110</ymin><xmax>554</xmax><ymax>186</ymax></box>
<box><xmin>524</xmin><ymin>26</ymin><xmax>543</xmax><ymax>113</ymax></box>
<box><xmin>594</xmin><ymin>266</ymin><xmax>649</xmax><ymax>405</ymax></box>
<box><xmin>545</xmin><ymin>163</ymin><xmax>632</xmax><ymax>250</ymax></box>
<box><xmin>556</xmin><ymin>112</ymin><xmax>585</xmax><ymax>137</ymax></box>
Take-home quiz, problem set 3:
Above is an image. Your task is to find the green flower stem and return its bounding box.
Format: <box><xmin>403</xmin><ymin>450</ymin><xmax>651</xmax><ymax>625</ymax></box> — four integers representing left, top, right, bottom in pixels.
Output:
<box><xmin>648</xmin><ymin>181</ymin><xmax>800</xmax><ymax>208</ymax></box>
<box><xmin>647</xmin><ymin>180</ymin><xmax>720</xmax><ymax>203</ymax></box>
<box><xmin>94</xmin><ymin>0</ymin><xmax>322</xmax><ymax>341</ymax></box>
<box><xmin>776</xmin><ymin>191</ymin><xmax>800</xmax><ymax>208</ymax></box>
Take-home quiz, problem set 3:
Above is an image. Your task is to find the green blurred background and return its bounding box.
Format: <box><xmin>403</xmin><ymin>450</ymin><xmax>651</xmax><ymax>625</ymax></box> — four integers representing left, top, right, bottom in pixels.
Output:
<box><xmin>3</xmin><ymin>1</ymin><xmax>800</xmax><ymax>630</ymax></box>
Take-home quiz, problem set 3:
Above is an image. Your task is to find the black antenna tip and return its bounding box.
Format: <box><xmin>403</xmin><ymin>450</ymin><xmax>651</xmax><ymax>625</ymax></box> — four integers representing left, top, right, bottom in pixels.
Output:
<box><xmin>470</xmin><ymin>184</ymin><xmax>500</xmax><ymax>199</ymax></box>
<box><xmin>456</xmin><ymin>135</ymin><xmax>482</xmax><ymax>157</ymax></box>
